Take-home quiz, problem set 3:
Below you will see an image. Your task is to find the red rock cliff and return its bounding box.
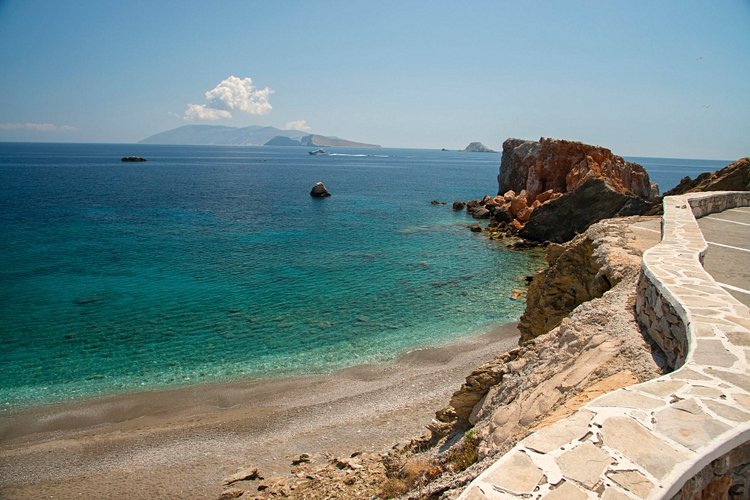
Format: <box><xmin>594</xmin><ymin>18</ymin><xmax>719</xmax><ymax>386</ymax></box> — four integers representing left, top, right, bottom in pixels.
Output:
<box><xmin>498</xmin><ymin>137</ymin><xmax>655</xmax><ymax>200</ymax></box>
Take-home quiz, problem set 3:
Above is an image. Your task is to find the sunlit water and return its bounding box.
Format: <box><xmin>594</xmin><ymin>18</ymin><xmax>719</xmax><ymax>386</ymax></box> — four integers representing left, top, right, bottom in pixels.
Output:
<box><xmin>0</xmin><ymin>144</ymin><xmax>729</xmax><ymax>409</ymax></box>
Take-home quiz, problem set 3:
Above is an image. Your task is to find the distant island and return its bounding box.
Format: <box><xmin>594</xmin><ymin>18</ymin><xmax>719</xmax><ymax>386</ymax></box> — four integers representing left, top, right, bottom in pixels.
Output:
<box><xmin>139</xmin><ymin>125</ymin><xmax>380</xmax><ymax>148</ymax></box>
<box><xmin>463</xmin><ymin>142</ymin><xmax>497</xmax><ymax>153</ymax></box>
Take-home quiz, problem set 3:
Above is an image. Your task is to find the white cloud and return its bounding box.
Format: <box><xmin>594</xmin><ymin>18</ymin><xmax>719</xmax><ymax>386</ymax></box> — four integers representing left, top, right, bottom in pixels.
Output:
<box><xmin>0</xmin><ymin>122</ymin><xmax>78</xmax><ymax>132</ymax></box>
<box><xmin>183</xmin><ymin>75</ymin><xmax>273</xmax><ymax>121</ymax></box>
<box><xmin>184</xmin><ymin>104</ymin><xmax>232</xmax><ymax>121</ymax></box>
<box><xmin>284</xmin><ymin>120</ymin><xmax>311</xmax><ymax>132</ymax></box>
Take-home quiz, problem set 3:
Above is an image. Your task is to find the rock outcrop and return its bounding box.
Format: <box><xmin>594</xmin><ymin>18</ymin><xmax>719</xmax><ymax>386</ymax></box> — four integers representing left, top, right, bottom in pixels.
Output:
<box><xmin>121</xmin><ymin>156</ymin><xmax>146</xmax><ymax>162</ymax></box>
<box><xmin>477</xmin><ymin>138</ymin><xmax>658</xmax><ymax>243</ymax></box>
<box><xmin>309</xmin><ymin>181</ymin><xmax>331</xmax><ymax>197</ymax></box>
<box><xmin>463</xmin><ymin>142</ymin><xmax>496</xmax><ymax>153</ymax></box>
<box><xmin>665</xmin><ymin>157</ymin><xmax>750</xmax><ymax>195</ymax></box>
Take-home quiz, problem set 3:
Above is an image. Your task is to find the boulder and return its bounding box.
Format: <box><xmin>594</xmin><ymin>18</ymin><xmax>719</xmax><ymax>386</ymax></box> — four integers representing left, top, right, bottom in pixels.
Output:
<box><xmin>310</xmin><ymin>181</ymin><xmax>331</xmax><ymax>197</ymax></box>
<box><xmin>452</xmin><ymin>200</ymin><xmax>466</xmax><ymax>210</ymax></box>
<box><xmin>470</xmin><ymin>207</ymin><xmax>490</xmax><ymax>219</ymax></box>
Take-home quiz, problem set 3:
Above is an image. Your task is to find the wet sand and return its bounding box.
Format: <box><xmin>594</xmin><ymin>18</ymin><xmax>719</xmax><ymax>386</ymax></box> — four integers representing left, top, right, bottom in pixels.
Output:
<box><xmin>0</xmin><ymin>323</ymin><xmax>519</xmax><ymax>499</ymax></box>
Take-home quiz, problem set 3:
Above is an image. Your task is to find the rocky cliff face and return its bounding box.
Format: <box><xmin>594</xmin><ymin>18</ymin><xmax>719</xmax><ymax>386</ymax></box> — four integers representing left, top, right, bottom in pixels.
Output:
<box><xmin>413</xmin><ymin>216</ymin><xmax>667</xmax><ymax>498</ymax></box>
<box><xmin>483</xmin><ymin>138</ymin><xmax>657</xmax><ymax>242</ymax></box>
<box><xmin>665</xmin><ymin>157</ymin><xmax>750</xmax><ymax>196</ymax></box>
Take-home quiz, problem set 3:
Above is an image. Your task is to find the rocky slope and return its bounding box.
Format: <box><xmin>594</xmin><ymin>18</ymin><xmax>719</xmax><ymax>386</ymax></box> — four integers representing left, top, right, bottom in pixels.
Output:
<box><xmin>216</xmin><ymin>216</ymin><xmax>667</xmax><ymax>499</ymax></box>
<box><xmin>665</xmin><ymin>156</ymin><xmax>750</xmax><ymax>195</ymax></box>
<box><xmin>463</xmin><ymin>138</ymin><xmax>658</xmax><ymax>243</ymax></box>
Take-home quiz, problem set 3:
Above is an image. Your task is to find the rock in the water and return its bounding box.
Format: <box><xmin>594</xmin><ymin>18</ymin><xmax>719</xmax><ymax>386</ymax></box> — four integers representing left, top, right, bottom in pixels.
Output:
<box><xmin>431</xmin><ymin>200</ymin><xmax>447</xmax><ymax>205</ymax></box>
<box><xmin>452</xmin><ymin>200</ymin><xmax>466</xmax><ymax>210</ymax></box>
<box><xmin>121</xmin><ymin>156</ymin><xmax>146</xmax><ymax>162</ymax></box>
<box><xmin>492</xmin><ymin>137</ymin><xmax>657</xmax><ymax>242</ymax></box>
<box><xmin>464</xmin><ymin>142</ymin><xmax>497</xmax><ymax>153</ymax></box>
<box><xmin>469</xmin><ymin>223</ymin><xmax>482</xmax><ymax>232</ymax></box>
<box><xmin>310</xmin><ymin>181</ymin><xmax>331</xmax><ymax>197</ymax></box>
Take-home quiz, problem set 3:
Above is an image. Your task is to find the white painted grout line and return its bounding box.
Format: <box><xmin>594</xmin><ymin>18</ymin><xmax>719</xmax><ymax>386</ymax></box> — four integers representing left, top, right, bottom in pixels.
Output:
<box><xmin>707</xmin><ymin>241</ymin><xmax>750</xmax><ymax>253</ymax></box>
<box><xmin>716</xmin><ymin>282</ymin><xmax>750</xmax><ymax>296</ymax></box>
<box><xmin>704</xmin><ymin>216</ymin><xmax>750</xmax><ymax>227</ymax></box>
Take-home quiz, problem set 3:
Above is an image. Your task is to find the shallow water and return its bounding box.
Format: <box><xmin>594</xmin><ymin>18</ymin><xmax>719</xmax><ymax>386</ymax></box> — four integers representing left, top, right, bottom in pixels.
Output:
<box><xmin>0</xmin><ymin>144</ymin><xmax>541</xmax><ymax>409</ymax></box>
<box><xmin>0</xmin><ymin>144</ymin><xmax>730</xmax><ymax>409</ymax></box>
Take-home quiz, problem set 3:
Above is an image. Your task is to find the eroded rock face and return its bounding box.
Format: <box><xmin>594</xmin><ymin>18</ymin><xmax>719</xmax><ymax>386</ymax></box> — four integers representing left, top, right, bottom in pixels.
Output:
<box><xmin>665</xmin><ymin>157</ymin><xmax>750</xmax><ymax>196</ymax></box>
<box><xmin>488</xmin><ymin>138</ymin><xmax>657</xmax><ymax>242</ymax></box>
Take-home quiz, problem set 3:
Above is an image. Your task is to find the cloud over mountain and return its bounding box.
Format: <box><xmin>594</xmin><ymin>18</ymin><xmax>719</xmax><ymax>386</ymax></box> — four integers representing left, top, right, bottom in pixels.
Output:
<box><xmin>184</xmin><ymin>76</ymin><xmax>272</xmax><ymax>121</ymax></box>
<box><xmin>284</xmin><ymin>120</ymin><xmax>311</xmax><ymax>132</ymax></box>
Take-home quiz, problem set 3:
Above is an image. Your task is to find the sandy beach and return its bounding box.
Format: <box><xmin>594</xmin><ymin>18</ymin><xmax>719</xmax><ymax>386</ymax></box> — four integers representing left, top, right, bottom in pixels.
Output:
<box><xmin>0</xmin><ymin>323</ymin><xmax>519</xmax><ymax>499</ymax></box>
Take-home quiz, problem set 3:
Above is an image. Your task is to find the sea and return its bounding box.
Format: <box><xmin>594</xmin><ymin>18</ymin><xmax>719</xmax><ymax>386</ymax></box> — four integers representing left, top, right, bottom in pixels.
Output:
<box><xmin>0</xmin><ymin>143</ymin><xmax>730</xmax><ymax>410</ymax></box>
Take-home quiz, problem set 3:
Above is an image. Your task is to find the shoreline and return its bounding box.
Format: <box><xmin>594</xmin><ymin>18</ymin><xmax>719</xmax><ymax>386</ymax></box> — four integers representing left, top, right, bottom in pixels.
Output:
<box><xmin>0</xmin><ymin>322</ymin><xmax>520</xmax><ymax>498</ymax></box>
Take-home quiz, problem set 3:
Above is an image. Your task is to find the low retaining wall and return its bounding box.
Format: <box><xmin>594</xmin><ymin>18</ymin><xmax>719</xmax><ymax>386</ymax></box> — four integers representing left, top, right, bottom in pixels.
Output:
<box><xmin>460</xmin><ymin>191</ymin><xmax>750</xmax><ymax>499</ymax></box>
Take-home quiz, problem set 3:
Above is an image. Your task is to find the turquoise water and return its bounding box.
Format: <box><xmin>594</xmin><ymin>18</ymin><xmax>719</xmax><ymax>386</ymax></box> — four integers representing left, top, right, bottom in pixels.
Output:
<box><xmin>0</xmin><ymin>143</ymin><xmax>543</xmax><ymax>409</ymax></box>
<box><xmin>0</xmin><ymin>144</ymin><xmax>730</xmax><ymax>410</ymax></box>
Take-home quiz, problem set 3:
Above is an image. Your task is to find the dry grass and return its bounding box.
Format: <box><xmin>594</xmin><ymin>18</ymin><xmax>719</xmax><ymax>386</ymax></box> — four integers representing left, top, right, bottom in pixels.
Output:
<box><xmin>444</xmin><ymin>430</ymin><xmax>480</xmax><ymax>472</ymax></box>
<box><xmin>379</xmin><ymin>456</ymin><xmax>442</xmax><ymax>498</ymax></box>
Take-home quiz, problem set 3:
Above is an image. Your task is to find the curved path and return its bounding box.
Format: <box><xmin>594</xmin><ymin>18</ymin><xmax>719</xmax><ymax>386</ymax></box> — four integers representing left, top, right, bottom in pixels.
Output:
<box><xmin>460</xmin><ymin>191</ymin><xmax>750</xmax><ymax>500</ymax></box>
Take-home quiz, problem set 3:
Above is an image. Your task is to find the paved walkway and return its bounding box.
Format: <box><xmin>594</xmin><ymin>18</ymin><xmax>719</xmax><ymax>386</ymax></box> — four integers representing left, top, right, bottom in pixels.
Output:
<box><xmin>458</xmin><ymin>192</ymin><xmax>750</xmax><ymax>500</ymax></box>
<box><xmin>698</xmin><ymin>207</ymin><xmax>750</xmax><ymax>307</ymax></box>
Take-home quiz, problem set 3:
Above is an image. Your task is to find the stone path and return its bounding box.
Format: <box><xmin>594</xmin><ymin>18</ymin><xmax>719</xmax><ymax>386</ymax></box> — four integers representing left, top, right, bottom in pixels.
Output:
<box><xmin>459</xmin><ymin>192</ymin><xmax>750</xmax><ymax>500</ymax></box>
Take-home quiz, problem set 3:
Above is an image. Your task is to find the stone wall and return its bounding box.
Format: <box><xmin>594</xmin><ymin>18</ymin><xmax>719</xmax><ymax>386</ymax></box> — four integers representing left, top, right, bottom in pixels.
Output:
<box><xmin>459</xmin><ymin>191</ymin><xmax>750</xmax><ymax>500</ymax></box>
<box><xmin>635</xmin><ymin>275</ymin><xmax>688</xmax><ymax>369</ymax></box>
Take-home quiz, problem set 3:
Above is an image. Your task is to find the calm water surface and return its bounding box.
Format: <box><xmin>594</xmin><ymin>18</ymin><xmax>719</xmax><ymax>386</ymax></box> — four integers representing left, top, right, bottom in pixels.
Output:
<box><xmin>0</xmin><ymin>143</ymin><xmax>729</xmax><ymax>409</ymax></box>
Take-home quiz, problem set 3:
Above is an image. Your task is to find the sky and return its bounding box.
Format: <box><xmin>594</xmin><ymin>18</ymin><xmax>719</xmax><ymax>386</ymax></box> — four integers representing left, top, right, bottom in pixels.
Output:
<box><xmin>0</xmin><ymin>0</ymin><xmax>748</xmax><ymax>159</ymax></box>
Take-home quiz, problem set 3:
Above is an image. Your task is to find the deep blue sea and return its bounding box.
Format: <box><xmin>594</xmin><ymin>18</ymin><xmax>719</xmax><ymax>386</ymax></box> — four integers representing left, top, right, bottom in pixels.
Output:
<box><xmin>0</xmin><ymin>143</ymin><xmax>729</xmax><ymax>410</ymax></box>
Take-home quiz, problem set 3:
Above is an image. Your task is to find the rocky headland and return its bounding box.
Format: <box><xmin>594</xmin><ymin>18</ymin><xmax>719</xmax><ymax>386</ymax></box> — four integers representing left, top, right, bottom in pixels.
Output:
<box><xmin>665</xmin><ymin>156</ymin><xmax>750</xmax><ymax>196</ymax></box>
<box><xmin>461</xmin><ymin>138</ymin><xmax>658</xmax><ymax>243</ymax></box>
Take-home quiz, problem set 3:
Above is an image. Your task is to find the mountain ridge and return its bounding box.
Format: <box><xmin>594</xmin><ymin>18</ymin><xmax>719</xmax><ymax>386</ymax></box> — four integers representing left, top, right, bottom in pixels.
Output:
<box><xmin>139</xmin><ymin>125</ymin><xmax>379</xmax><ymax>148</ymax></box>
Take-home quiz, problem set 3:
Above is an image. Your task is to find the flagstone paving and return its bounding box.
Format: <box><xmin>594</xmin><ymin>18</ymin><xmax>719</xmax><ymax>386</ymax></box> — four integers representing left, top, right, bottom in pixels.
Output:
<box><xmin>459</xmin><ymin>192</ymin><xmax>750</xmax><ymax>499</ymax></box>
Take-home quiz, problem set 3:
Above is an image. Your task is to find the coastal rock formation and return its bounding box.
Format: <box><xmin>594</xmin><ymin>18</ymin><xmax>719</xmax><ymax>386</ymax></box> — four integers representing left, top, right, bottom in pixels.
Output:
<box><xmin>408</xmin><ymin>216</ymin><xmax>666</xmax><ymax>498</ymax></box>
<box><xmin>310</xmin><ymin>181</ymin><xmax>331</xmax><ymax>197</ymax></box>
<box><xmin>476</xmin><ymin>138</ymin><xmax>658</xmax><ymax>242</ymax></box>
<box><xmin>665</xmin><ymin>157</ymin><xmax>750</xmax><ymax>195</ymax></box>
<box><xmin>121</xmin><ymin>156</ymin><xmax>146</xmax><ymax>162</ymax></box>
<box><xmin>463</xmin><ymin>142</ymin><xmax>497</xmax><ymax>153</ymax></box>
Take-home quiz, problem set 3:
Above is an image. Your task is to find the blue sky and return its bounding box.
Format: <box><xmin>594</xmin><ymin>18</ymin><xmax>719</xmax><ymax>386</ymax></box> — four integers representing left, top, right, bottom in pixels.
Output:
<box><xmin>0</xmin><ymin>0</ymin><xmax>748</xmax><ymax>158</ymax></box>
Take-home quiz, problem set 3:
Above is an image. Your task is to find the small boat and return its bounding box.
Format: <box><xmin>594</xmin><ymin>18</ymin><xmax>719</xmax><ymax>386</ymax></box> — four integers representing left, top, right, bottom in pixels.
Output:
<box><xmin>308</xmin><ymin>149</ymin><xmax>328</xmax><ymax>156</ymax></box>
